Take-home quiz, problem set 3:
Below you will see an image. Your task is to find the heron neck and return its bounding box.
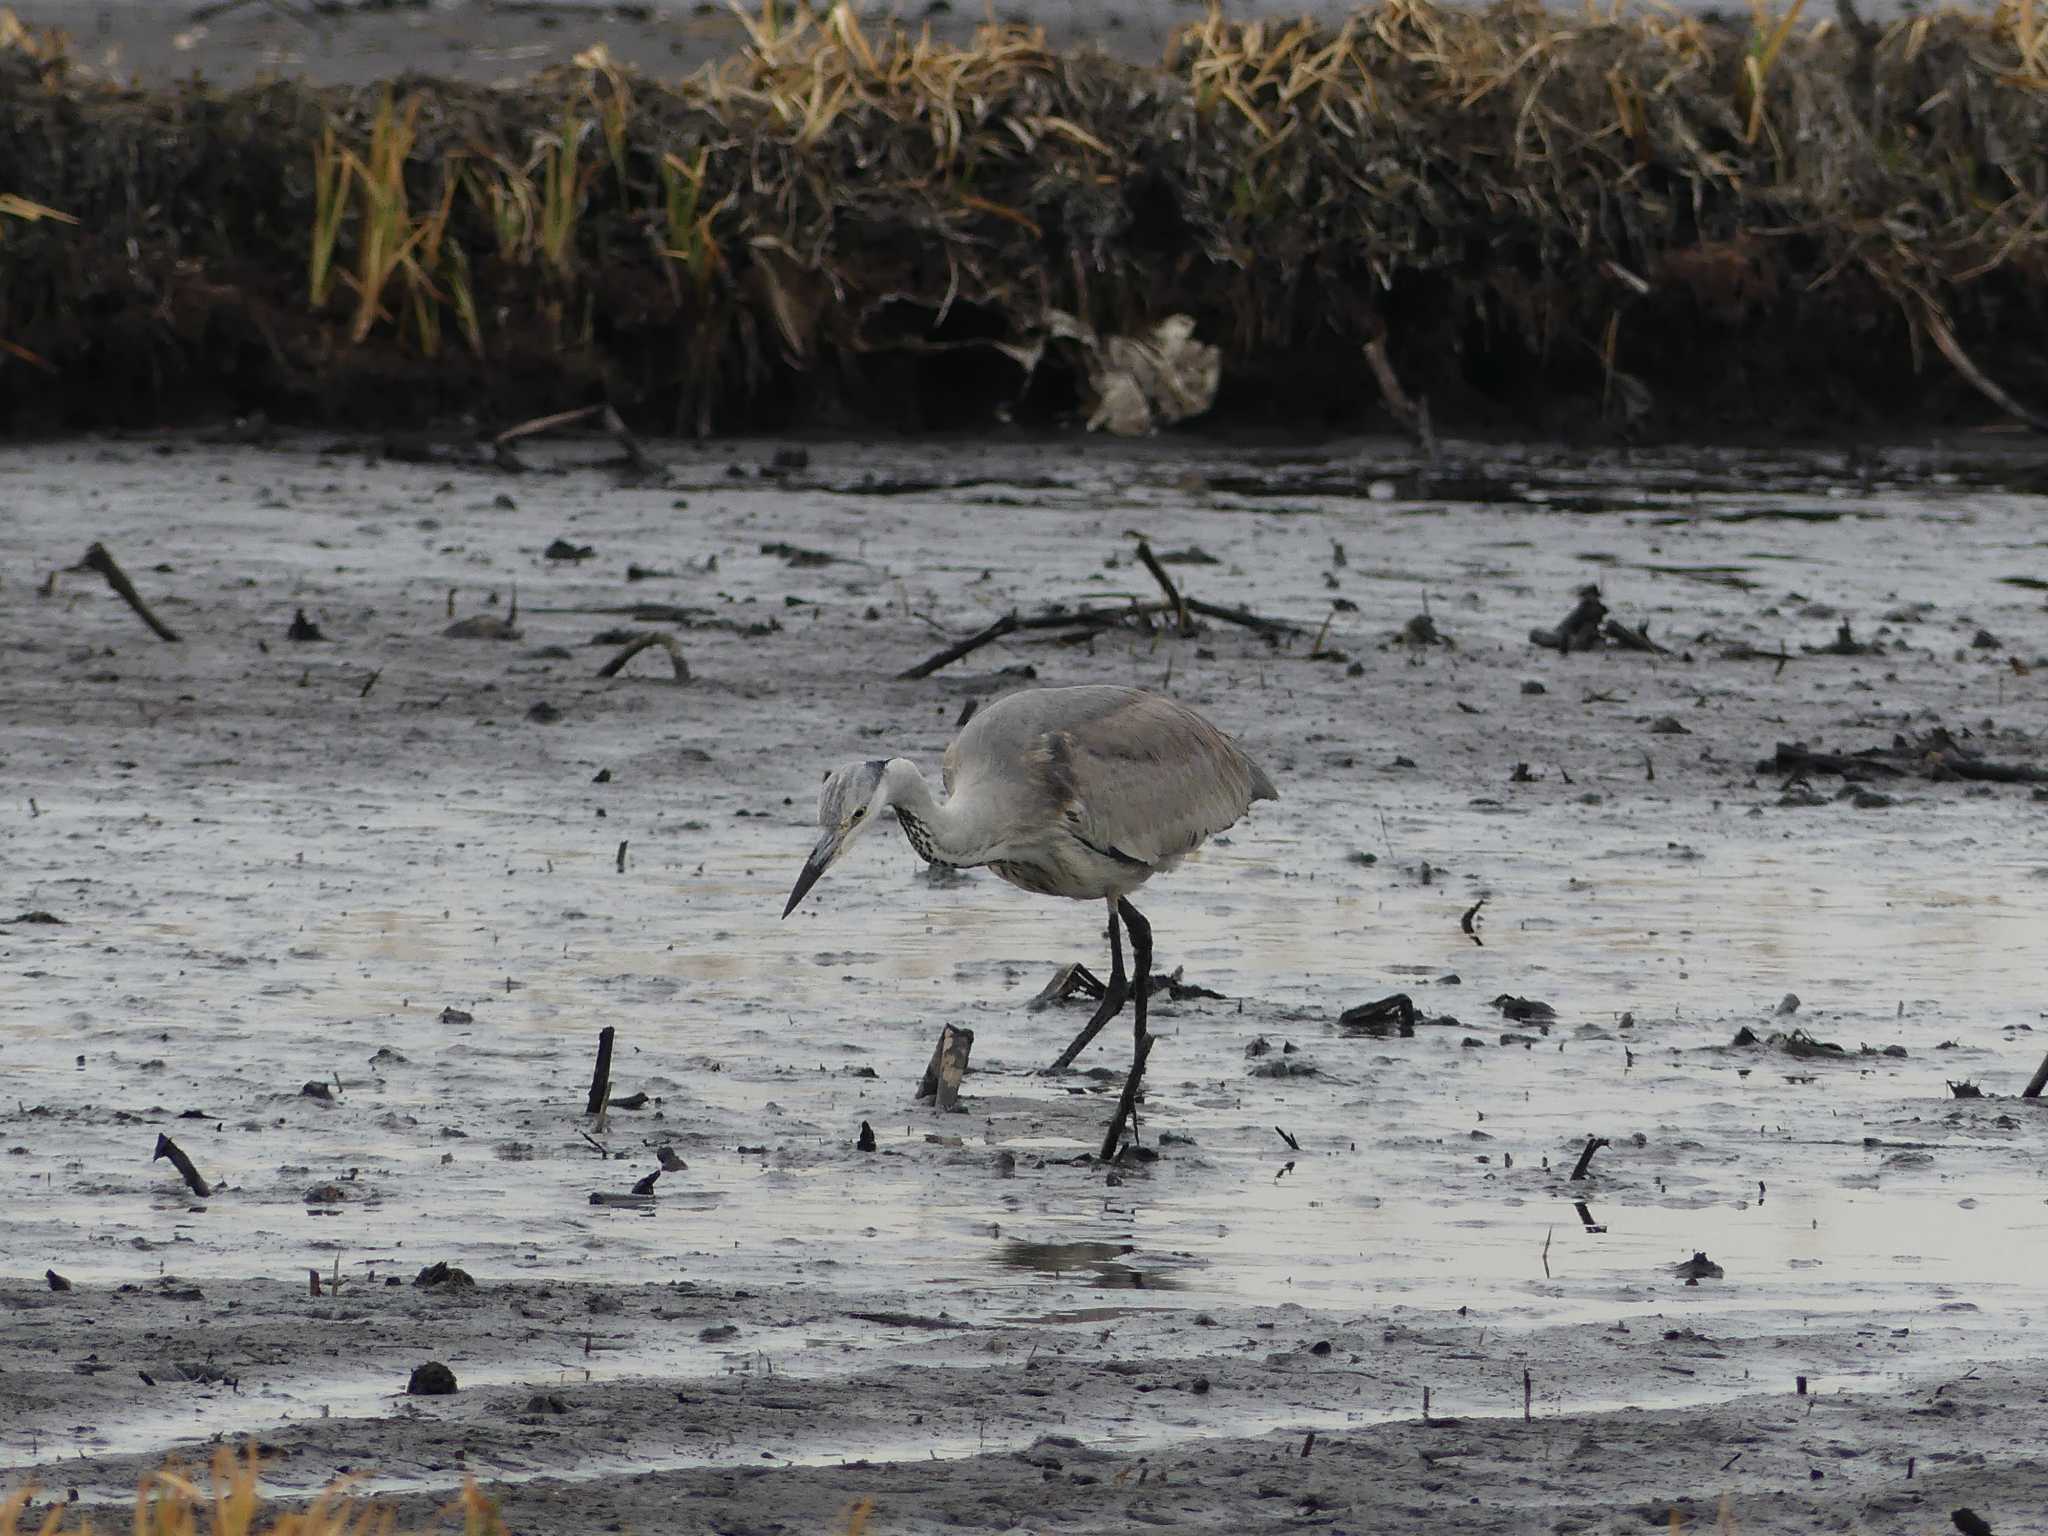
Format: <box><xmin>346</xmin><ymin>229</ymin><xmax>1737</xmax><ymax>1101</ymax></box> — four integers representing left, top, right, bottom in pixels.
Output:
<box><xmin>884</xmin><ymin>759</ymin><xmax>980</xmax><ymax>867</ymax></box>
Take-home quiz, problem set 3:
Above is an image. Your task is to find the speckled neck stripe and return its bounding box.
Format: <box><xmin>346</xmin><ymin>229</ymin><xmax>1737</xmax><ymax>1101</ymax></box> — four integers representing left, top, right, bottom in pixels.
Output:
<box><xmin>896</xmin><ymin>808</ymin><xmax>953</xmax><ymax>867</ymax></box>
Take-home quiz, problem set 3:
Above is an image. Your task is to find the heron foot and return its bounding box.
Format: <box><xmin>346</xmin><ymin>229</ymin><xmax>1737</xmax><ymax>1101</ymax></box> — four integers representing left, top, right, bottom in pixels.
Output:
<box><xmin>1040</xmin><ymin>978</ymin><xmax>1130</xmax><ymax>1074</ymax></box>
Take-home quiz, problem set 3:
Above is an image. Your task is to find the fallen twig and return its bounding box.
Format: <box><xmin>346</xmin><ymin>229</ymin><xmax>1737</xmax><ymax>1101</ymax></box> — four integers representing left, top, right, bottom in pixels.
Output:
<box><xmin>1336</xmin><ymin>993</ymin><xmax>1419</xmax><ymax>1037</ymax></box>
<box><xmin>152</xmin><ymin>1133</ymin><xmax>212</xmax><ymax>1197</ymax></box>
<box><xmin>1602</xmin><ymin>617</ymin><xmax>1668</xmax><ymax>654</ymax></box>
<box><xmin>585</xmin><ymin>1026</ymin><xmax>615</xmax><ymax>1116</ymax></box>
<box><xmin>1461</xmin><ymin>898</ymin><xmax>1486</xmax><ymax>946</ymax></box>
<box><xmin>1569</xmin><ymin>1135</ymin><xmax>1609</xmax><ymax>1180</ymax></box>
<box><xmin>916</xmin><ymin>1024</ymin><xmax>975</xmax><ymax>1112</ymax></box>
<box><xmin>1723</xmin><ymin>642</ymin><xmax>1796</xmax><ymax>674</ymax></box>
<box><xmin>1917</xmin><ymin>290</ymin><xmax>2048</xmax><ymax>435</ymax></box>
<box><xmin>602</xmin><ymin>405</ymin><xmax>668</xmax><ymax>483</ymax></box>
<box><xmin>1134</xmin><ymin>540</ymin><xmax>1191</xmax><ymax>636</ymax></box>
<box><xmin>596</xmin><ymin>629</ymin><xmax>690</xmax><ymax>682</ymax></box>
<box><xmin>1028</xmin><ymin>962</ymin><xmax>1106</xmax><ymax>1011</ymax></box>
<box><xmin>1184</xmin><ymin>596</ymin><xmax>1302</xmax><ymax>638</ymax></box>
<box><xmin>897</xmin><ymin>613</ymin><xmax>1021</xmax><ymax>679</ymax></box>
<box><xmin>1530</xmin><ymin>585</ymin><xmax>1606</xmax><ymax>653</ymax></box>
<box><xmin>496</xmin><ymin>402</ymin><xmax>604</xmax><ymax>448</ymax></box>
<box><xmin>1363</xmin><ymin>336</ymin><xmax>1437</xmax><ymax>460</ymax></box>
<box><xmin>76</xmin><ymin>544</ymin><xmax>181</xmax><ymax>642</ymax></box>
<box><xmin>898</xmin><ymin>597</ymin><xmax>1303</xmax><ymax>679</ymax></box>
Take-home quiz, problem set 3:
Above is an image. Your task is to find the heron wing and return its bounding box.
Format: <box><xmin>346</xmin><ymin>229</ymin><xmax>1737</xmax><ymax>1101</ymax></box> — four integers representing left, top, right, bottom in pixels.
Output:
<box><xmin>951</xmin><ymin>686</ymin><xmax>1273</xmax><ymax>870</ymax></box>
<box><xmin>1052</xmin><ymin>692</ymin><xmax>1276</xmax><ymax>867</ymax></box>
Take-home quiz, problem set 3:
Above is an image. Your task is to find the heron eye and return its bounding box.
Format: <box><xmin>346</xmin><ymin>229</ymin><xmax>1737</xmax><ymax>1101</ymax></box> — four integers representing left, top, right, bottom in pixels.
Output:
<box><xmin>851</xmin><ymin>808</ymin><xmax>865</xmax><ymax>823</ymax></box>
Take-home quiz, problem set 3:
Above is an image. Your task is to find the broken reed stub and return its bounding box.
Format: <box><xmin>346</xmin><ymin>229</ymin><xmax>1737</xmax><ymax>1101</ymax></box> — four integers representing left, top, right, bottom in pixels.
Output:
<box><xmin>916</xmin><ymin>1024</ymin><xmax>974</xmax><ymax>1112</ymax></box>
<box><xmin>151</xmin><ymin>1133</ymin><xmax>212</xmax><ymax>1198</ymax></box>
<box><xmin>585</xmin><ymin>1024</ymin><xmax>616</xmax><ymax>1115</ymax></box>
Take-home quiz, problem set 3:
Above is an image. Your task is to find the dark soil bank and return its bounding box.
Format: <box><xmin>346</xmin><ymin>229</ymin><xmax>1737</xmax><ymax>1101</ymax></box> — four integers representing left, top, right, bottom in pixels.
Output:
<box><xmin>5</xmin><ymin>2</ymin><xmax>2048</xmax><ymax>440</ymax></box>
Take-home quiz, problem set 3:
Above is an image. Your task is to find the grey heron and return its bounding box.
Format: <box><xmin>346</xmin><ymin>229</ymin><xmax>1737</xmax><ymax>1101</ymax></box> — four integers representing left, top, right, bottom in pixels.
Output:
<box><xmin>782</xmin><ymin>684</ymin><xmax>1276</xmax><ymax>1158</ymax></box>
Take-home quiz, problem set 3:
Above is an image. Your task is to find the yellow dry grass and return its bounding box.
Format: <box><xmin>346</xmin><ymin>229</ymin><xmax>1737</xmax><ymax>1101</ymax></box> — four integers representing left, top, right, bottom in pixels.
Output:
<box><xmin>10</xmin><ymin>0</ymin><xmax>2048</xmax><ymax>426</ymax></box>
<box><xmin>0</xmin><ymin>1447</ymin><xmax>505</xmax><ymax>1536</ymax></box>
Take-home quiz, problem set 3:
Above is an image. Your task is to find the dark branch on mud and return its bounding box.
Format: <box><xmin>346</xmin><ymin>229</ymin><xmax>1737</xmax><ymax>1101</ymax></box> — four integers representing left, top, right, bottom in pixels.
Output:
<box><xmin>1764</xmin><ymin>728</ymin><xmax>2048</xmax><ymax>785</ymax></box>
<box><xmin>596</xmin><ymin>629</ymin><xmax>690</xmax><ymax>682</ymax></box>
<box><xmin>152</xmin><ymin>1133</ymin><xmax>212</xmax><ymax>1197</ymax></box>
<box><xmin>1133</xmin><ymin>541</ymin><xmax>1191</xmax><ymax>636</ymax></box>
<box><xmin>1569</xmin><ymin>1135</ymin><xmax>1609</xmax><ymax>1181</ymax></box>
<box><xmin>897</xmin><ymin>594</ymin><xmax>1303</xmax><ymax>678</ymax></box>
<box><xmin>1363</xmin><ymin>336</ymin><xmax>1437</xmax><ymax>461</ymax></box>
<box><xmin>76</xmin><ymin>544</ymin><xmax>182</xmax><ymax>642</ymax></box>
<box><xmin>897</xmin><ymin>613</ymin><xmax>1021</xmax><ymax>679</ymax></box>
<box><xmin>585</xmin><ymin>1025</ymin><xmax>616</xmax><ymax>1116</ymax></box>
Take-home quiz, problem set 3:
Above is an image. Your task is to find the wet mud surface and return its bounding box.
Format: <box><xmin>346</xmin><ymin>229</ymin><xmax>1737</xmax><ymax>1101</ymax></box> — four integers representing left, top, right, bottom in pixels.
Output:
<box><xmin>5</xmin><ymin>431</ymin><xmax>2048</xmax><ymax>1531</ymax></box>
<box><xmin>27</xmin><ymin>1</ymin><xmax>1478</xmax><ymax>89</ymax></box>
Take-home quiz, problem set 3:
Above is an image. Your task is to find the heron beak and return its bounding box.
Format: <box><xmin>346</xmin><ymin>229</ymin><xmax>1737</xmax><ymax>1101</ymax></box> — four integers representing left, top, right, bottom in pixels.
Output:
<box><xmin>782</xmin><ymin>828</ymin><xmax>843</xmax><ymax>918</ymax></box>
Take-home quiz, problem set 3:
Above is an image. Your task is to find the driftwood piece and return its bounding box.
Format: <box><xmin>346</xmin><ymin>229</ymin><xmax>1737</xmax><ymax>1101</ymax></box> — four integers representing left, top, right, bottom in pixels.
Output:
<box><xmin>2024</xmin><ymin>1050</ymin><xmax>2048</xmax><ymax>1099</ymax></box>
<box><xmin>77</xmin><ymin>544</ymin><xmax>181</xmax><ymax>642</ymax></box>
<box><xmin>496</xmin><ymin>402</ymin><xmax>602</xmax><ymax>448</ymax></box>
<box><xmin>1099</xmin><ymin>1029</ymin><xmax>1157</xmax><ymax>1161</ymax></box>
<box><xmin>602</xmin><ymin>405</ymin><xmax>668</xmax><ymax>483</ymax></box>
<box><xmin>596</xmin><ymin>630</ymin><xmax>690</xmax><ymax>682</ymax></box>
<box><xmin>1337</xmin><ymin>993</ymin><xmax>1419</xmax><ymax>1037</ymax></box>
<box><xmin>491</xmin><ymin>402</ymin><xmax>669</xmax><ymax>482</ymax></box>
<box><xmin>1185</xmin><ymin>596</ymin><xmax>1301</xmax><ymax>638</ymax></box>
<box><xmin>1723</xmin><ymin>643</ymin><xmax>1796</xmax><ymax>674</ymax></box>
<box><xmin>898</xmin><ymin>613</ymin><xmax>1021</xmax><ymax>679</ymax></box>
<box><xmin>1569</xmin><ymin>1135</ymin><xmax>1610</xmax><ymax>1180</ymax></box>
<box><xmin>1362</xmin><ymin>336</ymin><xmax>1437</xmax><ymax>460</ymax></box>
<box><xmin>444</xmin><ymin>585</ymin><xmax>520</xmax><ymax>640</ymax></box>
<box><xmin>1530</xmin><ymin>585</ymin><xmax>1607</xmax><ymax>653</ymax></box>
<box><xmin>1602</xmin><ymin>617</ymin><xmax>1669</xmax><ymax>654</ymax></box>
<box><xmin>152</xmin><ymin>1133</ymin><xmax>212</xmax><ymax>1197</ymax></box>
<box><xmin>1134</xmin><ymin>540</ymin><xmax>1191</xmax><ymax>635</ymax></box>
<box><xmin>585</xmin><ymin>1026</ymin><xmax>616</xmax><ymax>1115</ymax></box>
<box><xmin>897</xmin><ymin>591</ymin><xmax>1306</xmax><ymax>679</ymax></box>
<box><xmin>1763</xmin><ymin>742</ymin><xmax>1907</xmax><ymax>780</ymax></box>
<box><xmin>1763</xmin><ymin>730</ymin><xmax>2046</xmax><ymax>785</ymax></box>
<box><xmin>1917</xmin><ymin>292</ymin><xmax>2048</xmax><ymax>435</ymax></box>
<box><xmin>916</xmin><ymin>1025</ymin><xmax>975</xmax><ymax>1111</ymax></box>
<box><xmin>1028</xmin><ymin>962</ymin><xmax>1106</xmax><ymax>1012</ymax></box>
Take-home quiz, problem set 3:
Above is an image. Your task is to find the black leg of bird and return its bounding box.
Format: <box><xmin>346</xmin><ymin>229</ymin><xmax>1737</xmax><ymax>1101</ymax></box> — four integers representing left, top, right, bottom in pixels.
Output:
<box><xmin>1098</xmin><ymin>898</ymin><xmax>1154</xmax><ymax>1160</ymax></box>
<box><xmin>1118</xmin><ymin>898</ymin><xmax>1151</xmax><ymax>1045</ymax></box>
<box><xmin>1046</xmin><ymin>904</ymin><xmax>1130</xmax><ymax>1073</ymax></box>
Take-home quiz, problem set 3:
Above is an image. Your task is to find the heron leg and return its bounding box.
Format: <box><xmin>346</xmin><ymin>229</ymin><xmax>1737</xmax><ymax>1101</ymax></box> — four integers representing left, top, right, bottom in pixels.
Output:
<box><xmin>1043</xmin><ymin>899</ymin><xmax>1129</xmax><ymax>1074</ymax></box>
<box><xmin>1118</xmin><ymin>898</ymin><xmax>1152</xmax><ymax>1045</ymax></box>
<box><xmin>1099</xmin><ymin>898</ymin><xmax>1153</xmax><ymax>1160</ymax></box>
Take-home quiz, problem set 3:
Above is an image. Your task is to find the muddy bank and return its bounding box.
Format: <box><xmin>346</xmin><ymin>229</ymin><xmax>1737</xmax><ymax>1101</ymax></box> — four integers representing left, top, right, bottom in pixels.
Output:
<box><xmin>6</xmin><ymin>1275</ymin><xmax>2044</xmax><ymax>1534</ymax></box>
<box><xmin>6</xmin><ymin>3</ymin><xmax>2048</xmax><ymax>439</ymax></box>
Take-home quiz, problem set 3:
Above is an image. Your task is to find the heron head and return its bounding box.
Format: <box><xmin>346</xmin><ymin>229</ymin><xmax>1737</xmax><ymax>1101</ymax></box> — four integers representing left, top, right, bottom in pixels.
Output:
<box><xmin>782</xmin><ymin>759</ymin><xmax>891</xmax><ymax>917</ymax></box>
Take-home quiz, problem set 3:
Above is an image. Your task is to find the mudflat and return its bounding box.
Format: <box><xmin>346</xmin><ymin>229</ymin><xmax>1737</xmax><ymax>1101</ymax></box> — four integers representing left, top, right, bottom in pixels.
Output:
<box><xmin>5</xmin><ymin>430</ymin><xmax>2048</xmax><ymax>1533</ymax></box>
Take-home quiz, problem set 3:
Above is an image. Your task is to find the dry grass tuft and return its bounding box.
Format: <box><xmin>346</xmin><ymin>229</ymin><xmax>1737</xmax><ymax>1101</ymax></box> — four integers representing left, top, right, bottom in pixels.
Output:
<box><xmin>4</xmin><ymin>0</ymin><xmax>2048</xmax><ymax>431</ymax></box>
<box><xmin>0</xmin><ymin>1446</ymin><xmax>506</xmax><ymax>1536</ymax></box>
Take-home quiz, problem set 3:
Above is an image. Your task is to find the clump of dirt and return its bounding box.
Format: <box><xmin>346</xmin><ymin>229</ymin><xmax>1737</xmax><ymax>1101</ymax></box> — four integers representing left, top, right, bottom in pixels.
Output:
<box><xmin>4</xmin><ymin>3</ymin><xmax>2048</xmax><ymax>437</ymax></box>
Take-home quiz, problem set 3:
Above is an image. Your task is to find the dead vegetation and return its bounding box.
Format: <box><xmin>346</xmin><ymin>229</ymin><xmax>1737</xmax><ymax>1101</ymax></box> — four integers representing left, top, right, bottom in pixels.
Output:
<box><xmin>5</xmin><ymin>0</ymin><xmax>2048</xmax><ymax>434</ymax></box>
<box><xmin>1</xmin><ymin>1445</ymin><xmax>508</xmax><ymax>1535</ymax></box>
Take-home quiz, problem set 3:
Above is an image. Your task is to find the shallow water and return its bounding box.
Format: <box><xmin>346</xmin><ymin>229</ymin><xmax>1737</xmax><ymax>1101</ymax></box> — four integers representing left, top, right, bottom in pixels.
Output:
<box><xmin>4</xmin><ymin>432</ymin><xmax>2046</xmax><ymax>1482</ymax></box>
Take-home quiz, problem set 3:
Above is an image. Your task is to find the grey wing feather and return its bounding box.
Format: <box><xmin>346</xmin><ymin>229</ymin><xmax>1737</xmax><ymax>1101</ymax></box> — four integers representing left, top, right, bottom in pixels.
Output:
<box><xmin>1052</xmin><ymin>692</ymin><xmax>1275</xmax><ymax>867</ymax></box>
<box><xmin>951</xmin><ymin>686</ymin><xmax>1274</xmax><ymax>870</ymax></box>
